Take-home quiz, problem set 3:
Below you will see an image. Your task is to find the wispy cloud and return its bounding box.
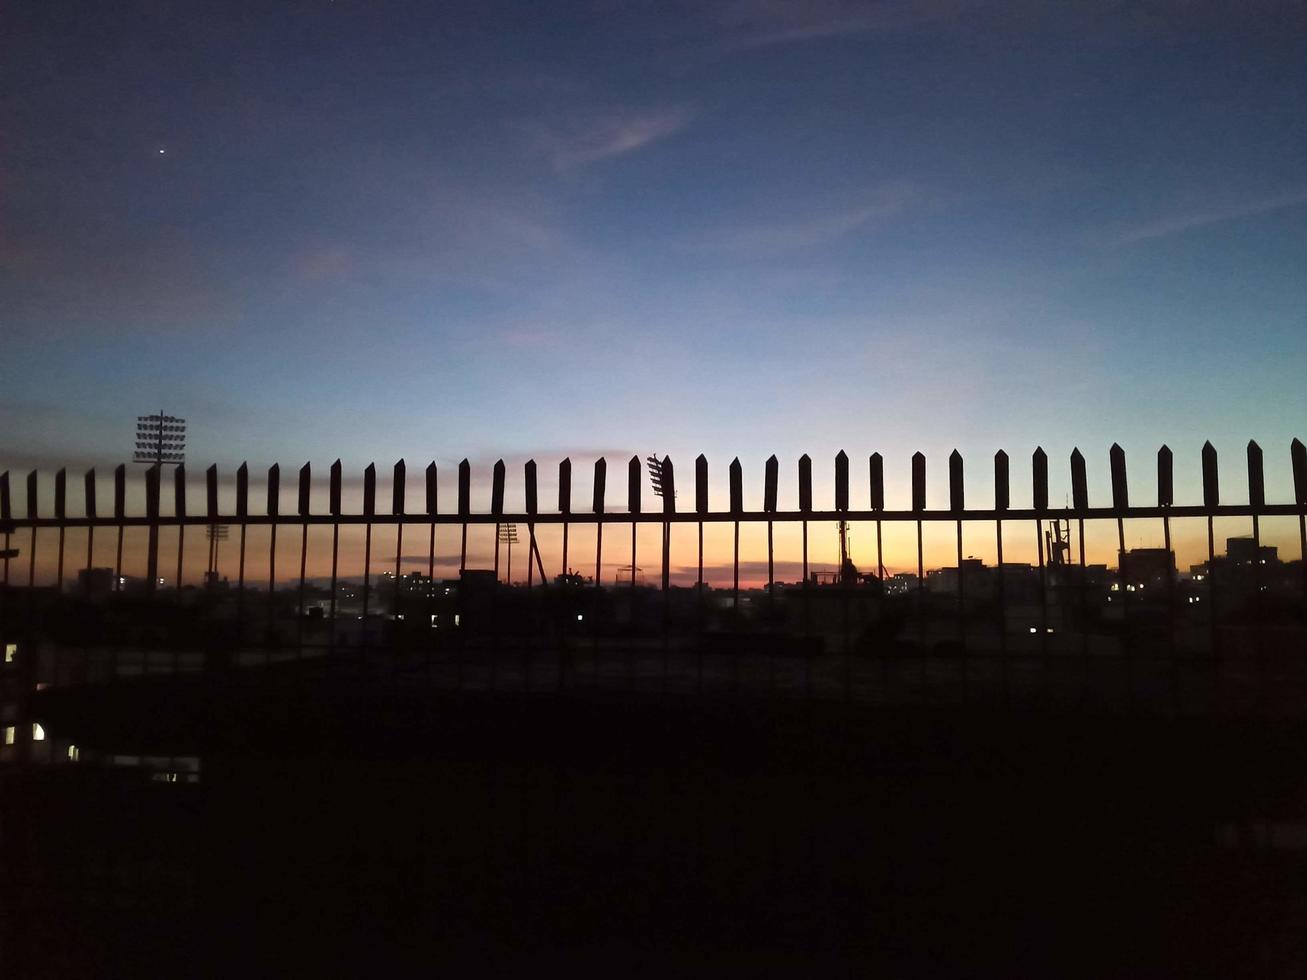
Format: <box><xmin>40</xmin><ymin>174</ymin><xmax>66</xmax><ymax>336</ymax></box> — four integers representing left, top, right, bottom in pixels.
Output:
<box><xmin>689</xmin><ymin>181</ymin><xmax>918</xmax><ymax>253</ymax></box>
<box><xmin>717</xmin><ymin>0</ymin><xmax>986</xmax><ymax>50</ymax></box>
<box><xmin>1120</xmin><ymin>189</ymin><xmax>1307</xmax><ymax>243</ymax></box>
<box><xmin>530</xmin><ymin>106</ymin><xmax>694</xmax><ymax>169</ymax></box>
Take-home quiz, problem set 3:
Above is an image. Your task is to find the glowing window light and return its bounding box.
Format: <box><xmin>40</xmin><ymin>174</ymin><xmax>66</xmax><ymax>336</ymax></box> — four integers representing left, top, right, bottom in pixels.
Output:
<box><xmin>3</xmin><ymin>726</ymin><xmax>14</xmax><ymax>746</ymax></box>
<box><xmin>32</xmin><ymin>723</ymin><xmax>45</xmax><ymax>742</ymax></box>
<box><xmin>4</xmin><ymin>643</ymin><xmax>16</xmax><ymax>663</ymax></box>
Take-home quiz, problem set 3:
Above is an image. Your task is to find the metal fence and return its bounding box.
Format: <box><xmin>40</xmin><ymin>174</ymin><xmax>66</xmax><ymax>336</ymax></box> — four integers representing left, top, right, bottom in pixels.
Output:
<box><xmin>2</xmin><ymin>439</ymin><xmax>1307</xmax><ymax>726</ymax></box>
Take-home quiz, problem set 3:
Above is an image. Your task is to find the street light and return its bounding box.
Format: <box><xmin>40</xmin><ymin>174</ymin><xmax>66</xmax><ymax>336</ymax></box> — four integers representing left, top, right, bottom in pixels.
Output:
<box><xmin>134</xmin><ymin>412</ymin><xmax>186</xmax><ymax>592</ymax></box>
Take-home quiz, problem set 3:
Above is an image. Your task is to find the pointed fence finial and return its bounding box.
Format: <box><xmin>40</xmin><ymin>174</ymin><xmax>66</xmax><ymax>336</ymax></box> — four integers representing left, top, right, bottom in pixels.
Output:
<box><xmin>298</xmin><ymin>463</ymin><xmax>311</xmax><ymax>517</ymax></box>
<box><xmin>661</xmin><ymin>457</ymin><xmax>676</xmax><ymax>514</ymax></box>
<box><xmin>835</xmin><ymin>451</ymin><xmax>849</xmax><ymax>512</ymax></box>
<box><xmin>525</xmin><ymin>459</ymin><xmax>538</xmax><ymax>515</ymax></box>
<box><xmin>26</xmin><ymin>471</ymin><xmax>37</xmax><ymax>520</ymax></box>
<box><xmin>267</xmin><ymin>464</ymin><xmax>280</xmax><ymax>517</ymax></box>
<box><xmin>695</xmin><ymin>454</ymin><xmax>708</xmax><ymax>514</ymax></box>
<box><xmin>949</xmin><ymin>450</ymin><xmax>964</xmax><ymax>512</ymax></box>
<box><xmin>86</xmin><ymin>468</ymin><xmax>98</xmax><ymax>520</ymax></box>
<box><xmin>174</xmin><ymin>464</ymin><xmax>186</xmax><ymax>517</ymax></box>
<box><xmin>55</xmin><ymin>468</ymin><xmax>66</xmax><ymax>521</ymax></box>
<box><xmin>592</xmin><ymin>457</ymin><xmax>607</xmax><ymax>514</ymax></box>
<box><xmin>870</xmin><ymin>453</ymin><xmax>884</xmax><ymax>512</ymax></box>
<box><xmin>425</xmin><ymin>462</ymin><xmax>438</xmax><ymax>515</ymax></box>
<box><xmin>729</xmin><ymin>458</ymin><xmax>743</xmax><ymax>515</ymax></box>
<box><xmin>236</xmin><ymin>462</ymin><xmax>249</xmax><ymax>519</ymax></box>
<box><xmin>798</xmin><ymin>454</ymin><xmax>812</xmax><ymax>513</ymax></box>
<box><xmin>1032</xmin><ymin>447</ymin><xmax>1048</xmax><ymax>512</ymax></box>
<box><xmin>1070</xmin><ymin>449</ymin><xmax>1087</xmax><ymax>511</ymax></box>
<box><xmin>994</xmin><ymin>450</ymin><xmax>1009</xmax><ymax>512</ymax></box>
<box><xmin>558</xmin><ymin>458</ymin><xmax>571</xmax><ymax>514</ymax></box>
<box><xmin>491</xmin><ymin>460</ymin><xmax>505</xmax><ymax>516</ymax></box>
<box><xmin>1109</xmin><ymin>443</ymin><xmax>1128</xmax><ymax>511</ymax></box>
<box><xmin>764</xmin><ymin>455</ymin><xmax>778</xmax><ymax>513</ymax></box>
<box><xmin>206</xmin><ymin>464</ymin><xmax>219</xmax><ymax>520</ymax></box>
<box><xmin>628</xmin><ymin>455</ymin><xmax>641</xmax><ymax>514</ymax></box>
<box><xmin>1292</xmin><ymin>438</ymin><xmax>1306</xmax><ymax>506</ymax></box>
<box><xmin>363</xmin><ymin>463</ymin><xmax>376</xmax><ymax>518</ymax></box>
<box><xmin>1157</xmin><ymin>446</ymin><xmax>1173</xmax><ymax>508</ymax></box>
<box><xmin>392</xmin><ymin>460</ymin><xmax>406</xmax><ymax>515</ymax></box>
<box><xmin>1201</xmin><ymin>441</ymin><xmax>1219</xmax><ymax>509</ymax></box>
<box><xmin>458</xmin><ymin>459</ymin><xmax>471</xmax><ymax>517</ymax></box>
<box><xmin>911</xmin><ymin>452</ymin><xmax>926</xmax><ymax>513</ymax></box>
<box><xmin>1247</xmin><ymin>440</ymin><xmax>1264</xmax><ymax>510</ymax></box>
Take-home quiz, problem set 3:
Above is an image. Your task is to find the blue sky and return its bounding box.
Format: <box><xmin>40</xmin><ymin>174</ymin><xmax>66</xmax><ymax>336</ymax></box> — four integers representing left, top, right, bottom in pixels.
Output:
<box><xmin>3</xmin><ymin>0</ymin><xmax>1306</xmax><ymax>536</ymax></box>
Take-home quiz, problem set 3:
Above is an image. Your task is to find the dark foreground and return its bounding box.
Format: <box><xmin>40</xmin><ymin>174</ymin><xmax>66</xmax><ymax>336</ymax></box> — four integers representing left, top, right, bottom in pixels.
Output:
<box><xmin>6</xmin><ymin>683</ymin><xmax>1307</xmax><ymax>978</ymax></box>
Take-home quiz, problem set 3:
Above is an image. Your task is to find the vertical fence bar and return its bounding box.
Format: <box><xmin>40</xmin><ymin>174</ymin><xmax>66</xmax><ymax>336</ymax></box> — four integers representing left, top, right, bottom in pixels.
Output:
<box><xmin>1071</xmin><ymin>449</ymin><xmax>1089</xmax><ymax>698</ymax></box>
<box><xmin>297</xmin><ymin>463</ymin><xmax>310</xmax><ymax>657</ymax></box>
<box><xmin>84</xmin><ymin>469</ymin><xmax>97</xmax><ymax>593</ymax></box>
<box><xmin>1293</xmin><ymin>438</ymin><xmax>1307</xmax><ymax>603</ymax></box>
<box><xmin>764</xmin><ymin>455</ymin><xmax>778</xmax><ymax>599</ymax></box>
<box><xmin>54</xmin><ymin>468</ymin><xmax>66</xmax><ymax>593</ymax></box>
<box><xmin>729</xmin><ymin>457</ymin><xmax>743</xmax><ymax>691</ymax></box>
<box><xmin>660</xmin><ymin>456</ymin><xmax>675</xmax><ymax>690</ymax></box>
<box><xmin>458</xmin><ymin>460</ymin><xmax>470</xmax><ymax>574</ymax></box>
<box><xmin>559</xmin><ymin>458</ymin><xmax>571</xmax><ymax>578</ymax></box>
<box><xmin>1202</xmin><ymin>442</ymin><xmax>1220</xmax><ymax>688</ymax></box>
<box><xmin>799</xmin><ymin>454</ymin><xmax>812</xmax><ymax>646</ymax></box>
<box><xmin>490</xmin><ymin>460</ymin><xmax>504</xmax><ymax>687</ymax></box>
<box><xmin>627</xmin><ymin>456</ymin><xmax>640</xmax><ymax>690</ymax></box>
<box><xmin>912</xmin><ymin>452</ymin><xmax>926</xmax><ymax>678</ymax></box>
<box><xmin>393</xmin><ymin>459</ymin><xmax>405</xmax><ymax>626</ymax></box>
<box><xmin>114</xmin><ymin>465</ymin><xmax>126</xmax><ymax>592</ymax></box>
<box><xmin>593</xmin><ymin>457</ymin><xmax>606</xmax><ymax>681</ymax></box>
<box><xmin>695</xmin><ymin>454</ymin><xmax>707</xmax><ymax>692</ymax></box>
<box><xmin>236</xmin><ymin>463</ymin><xmax>248</xmax><ymax>638</ymax></box>
<box><xmin>994</xmin><ymin>450</ymin><xmax>1009</xmax><ymax>703</ymax></box>
<box><xmin>835</xmin><ymin>451</ymin><xmax>851</xmax><ymax>700</ymax></box>
<box><xmin>1248</xmin><ymin>440</ymin><xmax>1265</xmax><ymax>712</ymax></box>
<box><xmin>525</xmin><ymin>459</ymin><xmax>538</xmax><ymax>690</ymax></box>
<box><xmin>1109</xmin><ymin>444</ymin><xmax>1131</xmax><ymax>708</ymax></box>
<box><xmin>1033</xmin><ymin>448</ymin><xmax>1049</xmax><ymax>673</ymax></box>
<box><xmin>362</xmin><ymin>463</ymin><xmax>376</xmax><ymax>630</ymax></box>
<box><xmin>425</xmin><ymin>461</ymin><xmax>438</xmax><ymax>682</ymax></box>
<box><xmin>173</xmin><ymin>465</ymin><xmax>185</xmax><ymax>591</ymax></box>
<box><xmin>870</xmin><ymin>453</ymin><xmax>884</xmax><ymax>581</ymax></box>
<box><xmin>951</xmin><ymin>449</ymin><xmax>969</xmax><ymax>697</ymax></box>
<box><xmin>205</xmin><ymin>464</ymin><xmax>219</xmax><ymax>582</ymax></box>
<box><xmin>1157</xmin><ymin>445</ymin><xmax>1176</xmax><ymax>708</ymax></box>
<box><xmin>329</xmin><ymin>460</ymin><xmax>342</xmax><ymax>658</ymax></box>
<box><xmin>267</xmin><ymin>464</ymin><xmax>280</xmax><ymax>643</ymax></box>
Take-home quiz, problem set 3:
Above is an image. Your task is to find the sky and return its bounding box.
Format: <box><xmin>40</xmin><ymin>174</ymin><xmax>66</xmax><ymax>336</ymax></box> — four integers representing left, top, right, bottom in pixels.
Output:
<box><xmin>2</xmin><ymin>0</ymin><xmax>1306</xmax><ymax>582</ymax></box>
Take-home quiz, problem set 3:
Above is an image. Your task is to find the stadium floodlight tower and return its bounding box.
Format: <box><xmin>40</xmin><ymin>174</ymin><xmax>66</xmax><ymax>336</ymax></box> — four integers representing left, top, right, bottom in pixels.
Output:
<box><xmin>134</xmin><ymin>412</ymin><xmax>186</xmax><ymax>591</ymax></box>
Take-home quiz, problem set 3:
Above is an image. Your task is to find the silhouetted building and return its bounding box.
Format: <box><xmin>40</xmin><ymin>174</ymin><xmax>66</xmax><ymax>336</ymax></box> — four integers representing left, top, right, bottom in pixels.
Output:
<box><xmin>1117</xmin><ymin>548</ymin><xmax>1175</xmax><ymax>591</ymax></box>
<box><xmin>77</xmin><ymin>567</ymin><xmax>115</xmax><ymax>600</ymax></box>
<box><xmin>1226</xmin><ymin>537</ymin><xmax>1278</xmax><ymax>565</ymax></box>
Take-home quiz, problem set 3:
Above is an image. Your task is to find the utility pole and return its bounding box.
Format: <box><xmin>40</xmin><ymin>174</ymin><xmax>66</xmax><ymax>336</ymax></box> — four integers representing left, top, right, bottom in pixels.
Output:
<box><xmin>134</xmin><ymin>412</ymin><xmax>185</xmax><ymax>591</ymax></box>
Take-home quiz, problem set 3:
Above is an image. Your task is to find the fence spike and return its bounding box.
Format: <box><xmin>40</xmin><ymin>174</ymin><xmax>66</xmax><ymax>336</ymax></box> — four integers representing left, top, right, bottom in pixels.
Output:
<box><xmin>425</xmin><ymin>462</ymin><xmax>437</xmax><ymax>515</ymax></box>
<box><xmin>490</xmin><ymin>460</ymin><xmax>505</xmax><ymax>516</ymax></box>
<box><xmin>1070</xmin><ymin>449</ymin><xmax>1088</xmax><ymax>511</ymax></box>
<box><xmin>661</xmin><ymin>457</ymin><xmax>676</xmax><ymax>514</ymax></box>
<box><xmin>729</xmin><ymin>458</ymin><xmax>743</xmax><ymax>515</ymax></box>
<box><xmin>1247</xmin><ymin>440</ymin><xmax>1264</xmax><ymax>510</ymax></box>
<box><xmin>949</xmin><ymin>450</ymin><xmax>964</xmax><ymax>512</ymax></box>
<box><xmin>206</xmin><ymin>465</ymin><xmax>219</xmax><ymax>520</ymax></box>
<box><xmin>592</xmin><ymin>458</ymin><xmax>606</xmax><ymax>514</ymax></box>
<box><xmin>1201</xmin><ymin>442</ymin><xmax>1219</xmax><ymax>508</ymax></box>
<box><xmin>458</xmin><ymin>460</ymin><xmax>470</xmax><ymax>517</ymax></box>
<box><xmin>145</xmin><ymin>465</ymin><xmax>160</xmax><ymax>521</ymax></box>
<box><xmin>798</xmin><ymin>455</ymin><xmax>812</xmax><ymax>513</ymax></box>
<box><xmin>267</xmin><ymin>464</ymin><xmax>280</xmax><ymax>516</ymax></box>
<box><xmin>834</xmin><ymin>450</ymin><xmax>849</xmax><ymax>512</ymax></box>
<box><xmin>392</xmin><ymin>460</ymin><xmax>405</xmax><ymax>515</ymax></box>
<box><xmin>764</xmin><ymin>455</ymin><xmax>778</xmax><ymax>513</ymax></box>
<box><xmin>628</xmin><ymin>455</ymin><xmax>641</xmax><ymax>515</ymax></box>
<box><xmin>1292</xmin><ymin>438</ymin><xmax>1307</xmax><ymax>506</ymax></box>
<box><xmin>236</xmin><ymin>463</ymin><xmax>249</xmax><ymax>519</ymax></box>
<box><xmin>558</xmin><ymin>458</ymin><xmax>571</xmax><ymax>514</ymax></box>
<box><xmin>174</xmin><ymin>465</ymin><xmax>186</xmax><ymax>518</ymax></box>
<box><xmin>994</xmin><ymin>451</ymin><xmax>1009</xmax><ymax>512</ymax></box>
<box><xmin>26</xmin><ymin>471</ymin><xmax>37</xmax><ymax>520</ymax></box>
<box><xmin>85</xmin><ymin>468</ymin><xmax>98</xmax><ymax>520</ymax></box>
<box><xmin>1157</xmin><ymin>446</ymin><xmax>1173</xmax><ymax>508</ymax></box>
<box><xmin>329</xmin><ymin>460</ymin><xmax>342</xmax><ymax>517</ymax></box>
<box><xmin>525</xmin><ymin>459</ymin><xmax>538</xmax><ymax>515</ymax></box>
<box><xmin>1109</xmin><ymin>443</ymin><xmax>1128</xmax><ymax>511</ymax></box>
<box><xmin>363</xmin><ymin>463</ymin><xmax>377</xmax><ymax>518</ymax></box>
<box><xmin>0</xmin><ymin>472</ymin><xmax>9</xmax><ymax>522</ymax></box>
<box><xmin>115</xmin><ymin>465</ymin><xmax>127</xmax><ymax>520</ymax></box>
<box><xmin>911</xmin><ymin>452</ymin><xmax>926</xmax><ymax>513</ymax></box>
<box><xmin>1032</xmin><ymin>447</ymin><xmax>1048</xmax><ymax>512</ymax></box>
<box><xmin>55</xmin><ymin>468</ymin><xmax>66</xmax><ymax>520</ymax></box>
<box><xmin>298</xmin><ymin>463</ymin><xmax>311</xmax><ymax>517</ymax></box>
<box><xmin>695</xmin><ymin>455</ymin><xmax>708</xmax><ymax>514</ymax></box>
<box><xmin>870</xmin><ymin>453</ymin><xmax>884</xmax><ymax>512</ymax></box>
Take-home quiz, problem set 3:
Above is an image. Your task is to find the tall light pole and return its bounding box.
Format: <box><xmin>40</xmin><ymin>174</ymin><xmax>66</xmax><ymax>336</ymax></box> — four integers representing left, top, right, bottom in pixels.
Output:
<box><xmin>497</xmin><ymin>523</ymin><xmax>519</xmax><ymax>584</ymax></box>
<box><xmin>135</xmin><ymin>412</ymin><xmax>185</xmax><ymax>590</ymax></box>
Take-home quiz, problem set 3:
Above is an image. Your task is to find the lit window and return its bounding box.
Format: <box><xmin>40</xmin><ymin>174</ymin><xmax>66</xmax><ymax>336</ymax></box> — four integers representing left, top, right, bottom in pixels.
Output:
<box><xmin>576</xmin><ymin>614</ymin><xmax>584</xmax><ymax>622</ymax></box>
<box><xmin>1029</xmin><ymin>627</ymin><xmax>1037</xmax><ymax>634</ymax></box>
<box><xmin>68</xmin><ymin>744</ymin><xmax>79</xmax><ymax>762</ymax></box>
<box><xmin>3</xmin><ymin>643</ymin><xmax>15</xmax><ymax>663</ymax></box>
<box><xmin>32</xmin><ymin>723</ymin><xmax>45</xmax><ymax>742</ymax></box>
<box><xmin>3</xmin><ymin>726</ymin><xmax>14</xmax><ymax>746</ymax></box>
<box><xmin>454</xmin><ymin>614</ymin><xmax>461</xmax><ymax>626</ymax></box>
